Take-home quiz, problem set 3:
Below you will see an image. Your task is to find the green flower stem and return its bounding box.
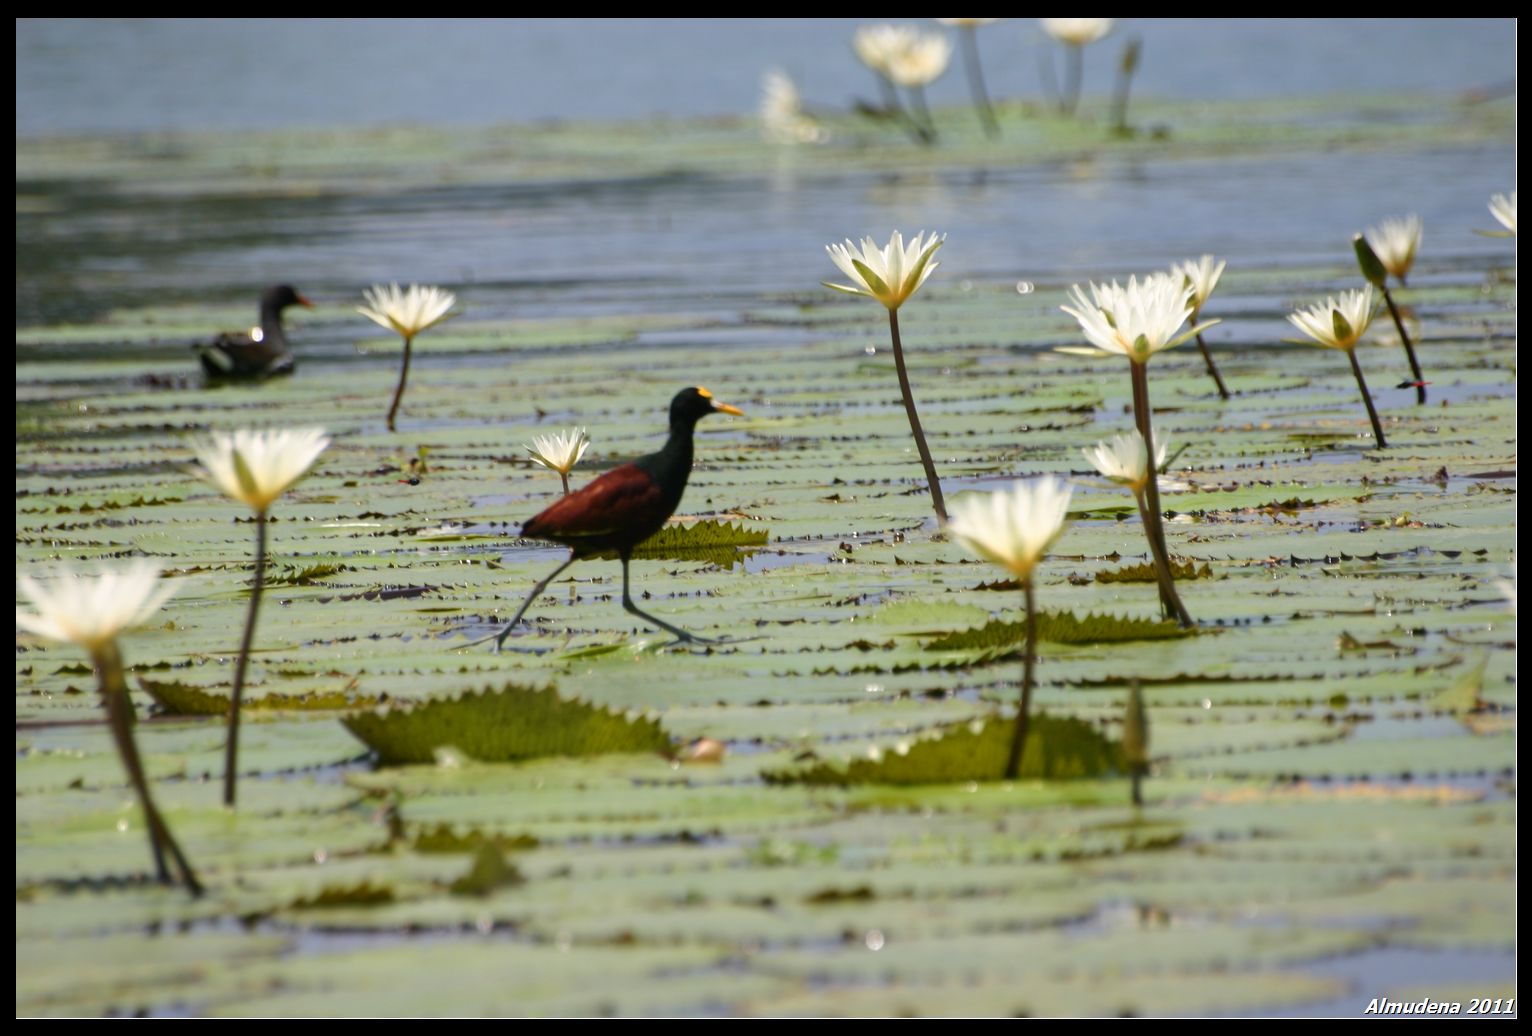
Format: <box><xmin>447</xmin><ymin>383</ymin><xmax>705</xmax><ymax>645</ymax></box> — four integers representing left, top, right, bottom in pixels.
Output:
<box><xmin>1194</xmin><ymin>331</ymin><xmax>1231</xmax><ymax>400</ymax></box>
<box><xmin>876</xmin><ymin>74</ymin><xmax>932</xmax><ymax>146</ymax></box>
<box><xmin>1346</xmin><ymin>348</ymin><xmax>1389</xmax><ymax>448</ymax></box>
<box><xmin>1129</xmin><ymin>361</ymin><xmax>1194</xmax><ymax>627</ymax></box>
<box><xmin>96</xmin><ymin>644</ymin><xmax>166</xmax><ymax>881</ymax></box>
<box><xmin>225</xmin><ymin>512</ymin><xmax>267</xmax><ymax>807</ymax></box>
<box><xmin>959</xmin><ymin>25</ymin><xmax>1000</xmax><ymax>139</ymax></box>
<box><xmin>1004</xmin><ymin>578</ymin><xmax>1038</xmax><ymax>780</ymax></box>
<box><xmin>386</xmin><ymin>333</ymin><xmax>415</xmax><ymax>432</ymax></box>
<box><xmin>559</xmin><ymin>471</ymin><xmax>570</xmax><ymax>496</ymax></box>
<box><xmin>1128</xmin><ymin>361</ymin><xmax>1174</xmax><ymax>613</ymax></box>
<box><xmin>1381</xmin><ymin>284</ymin><xmax>1426</xmax><ymax>405</ymax></box>
<box><xmin>1134</xmin><ymin>488</ymin><xmax>1193</xmax><ymax>629</ymax></box>
<box><xmin>906</xmin><ymin>84</ymin><xmax>938</xmax><ymax>141</ymax></box>
<box><xmin>1124</xmin><ymin>679</ymin><xmax>1147</xmax><ymax>807</ymax></box>
<box><xmin>1110</xmin><ymin>36</ymin><xmax>1141</xmax><ymax>135</ymax></box>
<box><xmin>1062</xmin><ymin>43</ymin><xmax>1084</xmax><ymax>116</ymax></box>
<box><xmin>94</xmin><ymin>642</ymin><xmax>203</xmax><ymax>896</ymax></box>
<box><xmin>887</xmin><ymin>308</ymin><xmax>947</xmax><ymax>523</ymax></box>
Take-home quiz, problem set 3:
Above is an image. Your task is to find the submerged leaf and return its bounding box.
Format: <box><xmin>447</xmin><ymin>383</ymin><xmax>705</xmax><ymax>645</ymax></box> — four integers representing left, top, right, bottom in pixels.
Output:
<box><xmin>265</xmin><ymin>562</ymin><xmax>350</xmax><ymax>586</ymax></box>
<box><xmin>1428</xmin><ymin>656</ymin><xmax>1489</xmax><ymax>714</ymax></box>
<box><xmin>585</xmin><ymin>519</ymin><xmax>768</xmax><ymax>566</ymax></box>
<box><xmin>341</xmin><ymin>683</ymin><xmax>673</xmax><ymax>765</ymax></box>
<box><xmin>924</xmin><ymin>610</ymin><xmax>1198</xmax><ymax>662</ymax></box>
<box><xmin>412</xmin><ymin>824</ymin><xmax>539</xmax><ymax>855</ymax></box>
<box><xmin>764</xmin><ymin>713</ymin><xmax>1122</xmax><ymax>785</ymax></box>
<box><xmin>449</xmin><ymin>843</ymin><xmax>525</xmax><ymax>897</ymax></box>
<box><xmin>1097</xmin><ymin>560</ymin><xmax>1214</xmax><ymax>583</ymax></box>
<box><xmin>141</xmin><ymin>678</ymin><xmax>380</xmax><ymax>715</ymax></box>
<box><xmin>289</xmin><ymin>880</ymin><xmax>395</xmax><ymax>910</ymax></box>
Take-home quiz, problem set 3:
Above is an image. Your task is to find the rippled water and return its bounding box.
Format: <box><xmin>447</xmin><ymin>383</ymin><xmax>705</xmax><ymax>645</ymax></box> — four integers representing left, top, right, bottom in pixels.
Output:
<box><xmin>14</xmin><ymin>142</ymin><xmax>1515</xmax><ymax>330</ymax></box>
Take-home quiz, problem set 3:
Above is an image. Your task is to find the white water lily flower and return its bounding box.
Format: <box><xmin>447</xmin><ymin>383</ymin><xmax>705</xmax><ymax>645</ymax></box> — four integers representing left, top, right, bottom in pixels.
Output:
<box><xmin>1286</xmin><ymin>287</ymin><xmax>1377</xmax><ymax>352</ymax></box>
<box><xmin>358</xmin><ymin>283</ymin><xmax>457</xmax><ymax>339</ymax></box>
<box><xmin>854</xmin><ymin>24</ymin><xmax>922</xmax><ymax>75</ymax></box>
<box><xmin>1060</xmin><ymin>273</ymin><xmax>1213</xmax><ymax>363</ymax></box>
<box><xmin>524</xmin><ymin>427</ymin><xmax>591</xmax><ymax>476</ymax></box>
<box><xmin>1363</xmin><ymin>215</ymin><xmax>1423</xmax><ymax>281</ymax></box>
<box><xmin>885</xmin><ymin>32</ymin><xmax>952</xmax><ymax>87</ymax></box>
<box><xmin>761</xmin><ymin>69</ymin><xmax>827</xmax><ymax>145</ymax></box>
<box><xmin>17</xmin><ymin>561</ymin><xmax>179</xmax><ymax>651</ymax></box>
<box><xmin>1040</xmin><ymin>18</ymin><xmax>1114</xmax><ymax>45</ymax></box>
<box><xmin>946</xmin><ymin>478</ymin><xmax>1073</xmax><ymax>582</ymax></box>
<box><xmin>824</xmin><ymin>230</ymin><xmax>945</xmax><ymax>310</ymax></box>
<box><xmin>194</xmin><ymin>427</ymin><xmax>330</xmax><ymax>513</ymax></box>
<box><xmin>1083</xmin><ymin>429</ymin><xmax>1166</xmax><ymax>493</ymax></box>
<box><xmin>1171</xmin><ymin>255</ymin><xmax>1226</xmax><ymax>321</ymax></box>
<box><xmin>1489</xmin><ymin>192</ymin><xmax>1516</xmax><ymax>235</ymax></box>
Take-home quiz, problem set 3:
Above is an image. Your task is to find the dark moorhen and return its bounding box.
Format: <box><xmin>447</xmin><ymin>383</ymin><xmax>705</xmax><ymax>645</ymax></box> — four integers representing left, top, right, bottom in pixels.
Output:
<box><xmin>195</xmin><ymin>284</ymin><xmax>313</xmax><ymax>381</ymax></box>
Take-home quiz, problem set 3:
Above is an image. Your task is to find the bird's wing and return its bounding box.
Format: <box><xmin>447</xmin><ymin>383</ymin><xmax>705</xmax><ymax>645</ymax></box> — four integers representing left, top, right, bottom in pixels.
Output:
<box><xmin>522</xmin><ymin>463</ymin><xmax>669</xmax><ymax>542</ymax></box>
<box><xmin>194</xmin><ymin>340</ymin><xmax>237</xmax><ymax>371</ymax></box>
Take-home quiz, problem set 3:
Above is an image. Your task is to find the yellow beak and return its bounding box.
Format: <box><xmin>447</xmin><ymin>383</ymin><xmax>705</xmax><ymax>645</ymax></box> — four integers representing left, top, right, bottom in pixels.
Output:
<box><xmin>712</xmin><ymin>401</ymin><xmax>744</xmax><ymax>417</ymax></box>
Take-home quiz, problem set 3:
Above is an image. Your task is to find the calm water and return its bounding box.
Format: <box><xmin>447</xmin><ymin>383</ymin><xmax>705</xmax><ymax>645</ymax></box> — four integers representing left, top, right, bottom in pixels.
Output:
<box><xmin>13</xmin><ymin>146</ymin><xmax>1515</xmax><ymax>331</ymax></box>
<box><xmin>15</xmin><ymin>18</ymin><xmax>1517</xmax><ymax>137</ymax></box>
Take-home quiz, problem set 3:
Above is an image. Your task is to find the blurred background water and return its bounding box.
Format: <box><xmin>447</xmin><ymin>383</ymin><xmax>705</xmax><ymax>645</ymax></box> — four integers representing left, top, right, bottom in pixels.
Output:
<box><xmin>14</xmin><ymin>19</ymin><xmax>1517</xmax><ymax>338</ymax></box>
<box><xmin>15</xmin><ymin>18</ymin><xmax>1516</xmax><ymax>136</ymax></box>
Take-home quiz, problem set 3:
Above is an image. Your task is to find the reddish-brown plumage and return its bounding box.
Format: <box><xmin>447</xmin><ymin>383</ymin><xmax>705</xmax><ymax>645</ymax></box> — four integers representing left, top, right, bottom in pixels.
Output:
<box><xmin>491</xmin><ymin>387</ymin><xmax>743</xmax><ymax>650</ymax></box>
<box><xmin>521</xmin><ymin>462</ymin><xmax>671</xmax><ymax>557</ymax></box>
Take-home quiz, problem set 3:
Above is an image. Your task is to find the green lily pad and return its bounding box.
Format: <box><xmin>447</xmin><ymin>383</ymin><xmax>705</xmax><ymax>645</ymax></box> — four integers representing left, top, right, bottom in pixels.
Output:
<box><xmin>341</xmin><ymin>683</ymin><xmax>674</xmax><ymax>765</ymax></box>
<box><xmin>764</xmin><ymin>713</ymin><xmax>1124</xmax><ymax>785</ymax></box>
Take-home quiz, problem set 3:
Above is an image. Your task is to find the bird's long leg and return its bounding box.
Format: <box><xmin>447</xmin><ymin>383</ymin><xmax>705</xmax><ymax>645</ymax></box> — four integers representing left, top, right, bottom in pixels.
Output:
<box><xmin>619</xmin><ymin>556</ymin><xmax>716</xmax><ymax>645</ymax></box>
<box><xmin>488</xmin><ymin>555</ymin><xmax>577</xmax><ymax>651</ymax></box>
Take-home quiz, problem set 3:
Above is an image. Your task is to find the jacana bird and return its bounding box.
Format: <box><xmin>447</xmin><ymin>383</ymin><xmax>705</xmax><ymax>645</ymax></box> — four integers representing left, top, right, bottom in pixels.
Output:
<box><xmin>492</xmin><ymin>386</ymin><xmax>743</xmax><ymax>650</ymax></box>
<box><xmin>194</xmin><ymin>285</ymin><xmax>313</xmax><ymax>381</ymax></box>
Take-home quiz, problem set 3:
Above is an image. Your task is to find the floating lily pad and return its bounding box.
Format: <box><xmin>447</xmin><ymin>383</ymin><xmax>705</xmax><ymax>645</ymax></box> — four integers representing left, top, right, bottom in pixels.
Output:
<box><xmin>764</xmin><ymin>713</ymin><xmax>1123</xmax><ymax>785</ymax></box>
<box><xmin>924</xmin><ymin>611</ymin><xmax>1199</xmax><ymax>660</ymax></box>
<box><xmin>341</xmin><ymin>683</ymin><xmax>674</xmax><ymax>765</ymax></box>
<box><xmin>589</xmin><ymin>518</ymin><xmax>768</xmax><ymax>565</ymax></box>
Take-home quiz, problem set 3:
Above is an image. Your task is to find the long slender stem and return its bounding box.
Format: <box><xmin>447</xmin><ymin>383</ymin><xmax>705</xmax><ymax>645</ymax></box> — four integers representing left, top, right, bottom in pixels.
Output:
<box><xmin>887</xmin><ymin>309</ymin><xmax>947</xmax><ymax>522</ymax></box>
<box><xmin>877</xmin><ymin>74</ymin><xmax>932</xmax><ymax>146</ymax></box>
<box><xmin>907</xmin><ymin>84</ymin><xmax>937</xmax><ymax>141</ymax></box>
<box><xmin>559</xmin><ymin>471</ymin><xmax>570</xmax><ymax>496</ymax></box>
<box><xmin>225</xmin><ymin>513</ymin><xmax>267</xmax><ymax>806</ymax></box>
<box><xmin>1194</xmin><ymin>331</ymin><xmax>1231</xmax><ymax>400</ymax></box>
<box><xmin>1128</xmin><ymin>362</ymin><xmax>1172</xmax><ymax>613</ymax></box>
<box><xmin>1346</xmin><ymin>348</ymin><xmax>1389</xmax><ymax>448</ymax></box>
<box><xmin>1135</xmin><ymin>490</ymin><xmax>1192</xmax><ymax>627</ymax></box>
<box><xmin>96</xmin><ymin>645</ymin><xmax>167</xmax><ymax>882</ymax></box>
<box><xmin>1063</xmin><ymin>43</ymin><xmax>1083</xmax><ymax>116</ymax></box>
<box><xmin>1110</xmin><ymin>37</ymin><xmax>1140</xmax><ymax>134</ymax></box>
<box><xmin>1004</xmin><ymin>579</ymin><xmax>1038</xmax><ymax>780</ymax></box>
<box><xmin>1130</xmin><ymin>361</ymin><xmax>1194</xmax><ymax>627</ymax></box>
<box><xmin>1381</xmin><ymin>284</ymin><xmax>1425</xmax><ymax>404</ymax></box>
<box><xmin>95</xmin><ymin>643</ymin><xmax>203</xmax><ymax>896</ymax></box>
<box><xmin>386</xmin><ymin>334</ymin><xmax>414</xmax><ymax>432</ymax></box>
<box><xmin>960</xmin><ymin>26</ymin><xmax>999</xmax><ymax>139</ymax></box>
<box><xmin>1126</xmin><ymin>677</ymin><xmax>1147</xmax><ymax>807</ymax></box>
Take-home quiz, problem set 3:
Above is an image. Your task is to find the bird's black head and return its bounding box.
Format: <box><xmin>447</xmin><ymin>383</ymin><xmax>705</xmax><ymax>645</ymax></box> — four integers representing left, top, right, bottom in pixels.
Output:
<box><xmin>669</xmin><ymin>386</ymin><xmax>744</xmax><ymax>432</ymax></box>
<box><xmin>262</xmin><ymin>284</ymin><xmax>314</xmax><ymax>312</ymax></box>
